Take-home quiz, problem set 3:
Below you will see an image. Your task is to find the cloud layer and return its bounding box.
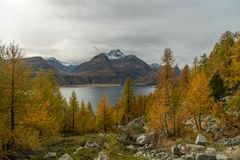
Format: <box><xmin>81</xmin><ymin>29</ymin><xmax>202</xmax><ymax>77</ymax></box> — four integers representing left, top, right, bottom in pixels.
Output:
<box><xmin>0</xmin><ymin>0</ymin><xmax>239</xmax><ymax>67</ymax></box>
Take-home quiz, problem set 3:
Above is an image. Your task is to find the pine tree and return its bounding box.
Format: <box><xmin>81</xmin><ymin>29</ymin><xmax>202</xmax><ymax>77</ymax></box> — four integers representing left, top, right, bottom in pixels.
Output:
<box><xmin>209</xmin><ymin>72</ymin><xmax>225</xmax><ymax>100</ymax></box>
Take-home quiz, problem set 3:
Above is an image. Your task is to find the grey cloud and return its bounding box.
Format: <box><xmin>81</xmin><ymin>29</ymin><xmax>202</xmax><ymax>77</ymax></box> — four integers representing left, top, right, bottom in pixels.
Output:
<box><xmin>0</xmin><ymin>0</ymin><xmax>239</xmax><ymax>67</ymax></box>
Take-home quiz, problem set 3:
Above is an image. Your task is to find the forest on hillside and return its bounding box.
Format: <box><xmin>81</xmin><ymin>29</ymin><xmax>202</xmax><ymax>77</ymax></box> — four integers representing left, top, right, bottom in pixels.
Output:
<box><xmin>0</xmin><ymin>31</ymin><xmax>240</xmax><ymax>160</ymax></box>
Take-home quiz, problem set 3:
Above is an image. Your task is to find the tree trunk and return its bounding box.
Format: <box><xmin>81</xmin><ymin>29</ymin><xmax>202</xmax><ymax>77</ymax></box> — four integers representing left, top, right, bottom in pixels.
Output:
<box><xmin>10</xmin><ymin>58</ymin><xmax>15</xmax><ymax>131</ymax></box>
<box><xmin>72</xmin><ymin>106</ymin><xmax>75</xmax><ymax>132</ymax></box>
<box><xmin>173</xmin><ymin>111</ymin><xmax>176</xmax><ymax>136</ymax></box>
<box><xmin>198</xmin><ymin>113</ymin><xmax>202</xmax><ymax>133</ymax></box>
<box><xmin>164</xmin><ymin>113</ymin><xmax>169</xmax><ymax>136</ymax></box>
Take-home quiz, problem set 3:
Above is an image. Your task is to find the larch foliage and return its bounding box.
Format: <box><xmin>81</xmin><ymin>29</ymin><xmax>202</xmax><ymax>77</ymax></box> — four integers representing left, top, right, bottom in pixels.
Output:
<box><xmin>148</xmin><ymin>48</ymin><xmax>175</xmax><ymax>136</ymax></box>
<box><xmin>96</xmin><ymin>96</ymin><xmax>113</xmax><ymax>132</ymax></box>
<box><xmin>118</xmin><ymin>78</ymin><xmax>134</xmax><ymax>125</ymax></box>
<box><xmin>69</xmin><ymin>91</ymin><xmax>79</xmax><ymax>132</ymax></box>
<box><xmin>185</xmin><ymin>71</ymin><xmax>217</xmax><ymax>133</ymax></box>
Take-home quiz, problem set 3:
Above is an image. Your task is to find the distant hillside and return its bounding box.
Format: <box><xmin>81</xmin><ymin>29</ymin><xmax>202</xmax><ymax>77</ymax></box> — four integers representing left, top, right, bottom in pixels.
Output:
<box><xmin>45</xmin><ymin>57</ymin><xmax>77</xmax><ymax>73</ymax></box>
<box><xmin>23</xmin><ymin>57</ymin><xmax>56</xmax><ymax>73</ymax></box>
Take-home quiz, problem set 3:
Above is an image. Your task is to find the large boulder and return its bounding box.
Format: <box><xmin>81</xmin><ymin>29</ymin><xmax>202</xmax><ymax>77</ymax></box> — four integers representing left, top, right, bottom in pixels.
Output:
<box><xmin>195</xmin><ymin>133</ymin><xmax>208</xmax><ymax>145</ymax></box>
<box><xmin>58</xmin><ymin>153</ymin><xmax>73</xmax><ymax>160</ymax></box>
<box><xmin>43</xmin><ymin>152</ymin><xmax>56</xmax><ymax>159</ymax></box>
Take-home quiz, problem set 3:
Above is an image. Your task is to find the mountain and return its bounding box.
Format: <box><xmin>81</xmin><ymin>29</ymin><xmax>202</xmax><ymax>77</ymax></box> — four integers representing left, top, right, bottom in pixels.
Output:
<box><xmin>45</xmin><ymin>57</ymin><xmax>77</xmax><ymax>73</ymax></box>
<box><xmin>24</xmin><ymin>50</ymin><xmax>180</xmax><ymax>85</ymax></box>
<box><xmin>23</xmin><ymin>57</ymin><xmax>56</xmax><ymax>73</ymax></box>
<box><xmin>150</xmin><ymin>63</ymin><xmax>161</xmax><ymax>71</ymax></box>
<box><xmin>71</xmin><ymin>50</ymin><xmax>154</xmax><ymax>84</ymax></box>
<box><xmin>104</xmin><ymin>49</ymin><xmax>126</xmax><ymax>60</ymax></box>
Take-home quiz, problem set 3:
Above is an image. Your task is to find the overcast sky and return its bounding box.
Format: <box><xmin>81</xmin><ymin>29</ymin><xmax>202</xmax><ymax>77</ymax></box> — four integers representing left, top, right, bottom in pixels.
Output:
<box><xmin>0</xmin><ymin>0</ymin><xmax>239</xmax><ymax>67</ymax></box>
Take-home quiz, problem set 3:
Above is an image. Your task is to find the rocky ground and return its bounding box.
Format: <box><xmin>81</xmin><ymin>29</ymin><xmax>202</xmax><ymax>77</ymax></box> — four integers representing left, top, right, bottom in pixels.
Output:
<box><xmin>16</xmin><ymin>117</ymin><xmax>240</xmax><ymax>160</ymax></box>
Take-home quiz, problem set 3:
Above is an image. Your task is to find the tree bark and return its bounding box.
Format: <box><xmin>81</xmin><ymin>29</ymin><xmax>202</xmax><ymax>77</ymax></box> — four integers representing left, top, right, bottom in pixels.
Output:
<box><xmin>10</xmin><ymin>57</ymin><xmax>15</xmax><ymax>131</ymax></box>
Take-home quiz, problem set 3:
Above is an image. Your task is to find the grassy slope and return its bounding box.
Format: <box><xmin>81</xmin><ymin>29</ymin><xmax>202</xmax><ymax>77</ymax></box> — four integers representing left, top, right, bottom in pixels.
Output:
<box><xmin>31</xmin><ymin>134</ymin><xmax>145</xmax><ymax>160</ymax></box>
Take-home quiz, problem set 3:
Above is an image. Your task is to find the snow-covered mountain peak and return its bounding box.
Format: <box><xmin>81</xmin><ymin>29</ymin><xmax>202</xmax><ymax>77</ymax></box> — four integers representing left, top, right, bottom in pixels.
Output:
<box><xmin>104</xmin><ymin>49</ymin><xmax>125</xmax><ymax>60</ymax></box>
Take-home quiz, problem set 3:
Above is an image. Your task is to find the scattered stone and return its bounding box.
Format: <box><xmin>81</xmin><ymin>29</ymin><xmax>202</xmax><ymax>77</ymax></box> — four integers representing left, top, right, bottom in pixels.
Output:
<box><xmin>73</xmin><ymin>146</ymin><xmax>83</xmax><ymax>155</ymax></box>
<box><xmin>43</xmin><ymin>152</ymin><xmax>57</xmax><ymax>159</ymax></box>
<box><xmin>185</xmin><ymin>154</ymin><xmax>195</xmax><ymax>160</ymax></box>
<box><xmin>95</xmin><ymin>152</ymin><xmax>109</xmax><ymax>160</ymax></box>
<box><xmin>196</xmin><ymin>153</ymin><xmax>216</xmax><ymax>160</ymax></box>
<box><xmin>172</xmin><ymin>145</ymin><xmax>182</xmax><ymax>157</ymax></box>
<box><xmin>134</xmin><ymin>151</ymin><xmax>143</xmax><ymax>157</ymax></box>
<box><xmin>136</xmin><ymin>134</ymin><xmax>151</xmax><ymax>145</ymax></box>
<box><xmin>127</xmin><ymin>117</ymin><xmax>145</xmax><ymax>128</ymax></box>
<box><xmin>58</xmin><ymin>153</ymin><xmax>73</xmax><ymax>160</ymax></box>
<box><xmin>225</xmin><ymin>145</ymin><xmax>240</xmax><ymax>153</ymax></box>
<box><xmin>206</xmin><ymin>147</ymin><xmax>217</xmax><ymax>156</ymax></box>
<box><xmin>218</xmin><ymin>135</ymin><xmax>240</xmax><ymax>146</ymax></box>
<box><xmin>126</xmin><ymin>145</ymin><xmax>136</xmax><ymax>151</ymax></box>
<box><xmin>155</xmin><ymin>152</ymin><xmax>166</xmax><ymax>158</ymax></box>
<box><xmin>185</xmin><ymin>144</ymin><xmax>205</xmax><ymax>153</ymax></box>
<box><xmin>84</xmin><ymin>141</ymin><xmax>101</xmax><ymax>149</ymax></box>
<box><xmin>195</xmin><ymin>133</ymin><xmax>208</xmax><ymax>145</ymax></box>
<box><xmin>216</xmin><ymin>153</ymin><xmax>231</xmax><ymax>160</ymax></box>
<box><xmin>185</xmin><ymin>119</ymin><xmax>194</xmax><ymax>127</ymax></box>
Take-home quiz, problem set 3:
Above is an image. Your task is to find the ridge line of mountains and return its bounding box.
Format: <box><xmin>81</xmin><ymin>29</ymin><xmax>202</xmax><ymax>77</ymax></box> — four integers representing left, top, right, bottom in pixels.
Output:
<box><xmin>24</xmin><ymin>49</ymin><xmax>180</xmax><ymax>85</ymax></box>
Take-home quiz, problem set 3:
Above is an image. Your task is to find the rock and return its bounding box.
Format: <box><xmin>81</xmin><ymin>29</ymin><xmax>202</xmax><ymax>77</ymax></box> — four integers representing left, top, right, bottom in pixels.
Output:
<box><xmin>195</xmin><ymin>133</ymin><xmax>208</xmax><ymax>145</ymax></box>
<box><xmin>58</xmin><ymin>153</ymin><xmax>73</xmax><ymax>160</ymax></box>
<box><xmin>225</xmin><ymin>145</ymin><xmax>240</xmax><ymax>153</ymax></box>
<box><xmin>155</xmin><ymin>152</ymin><xmax>166</xmax><ymax>158</ymax></box>
<box><xmin>126</xmin><ymin>145</ymin><xmax>136</xmax><ymax>151</ymax></box>
<box><xmin>185</xmin><ymin>119</ymin><xmax>194</xmax><ymax>127</ymax></box>
<box><xmin>185</xmin><ymin>154</ymin><xmax>195</xmax><ymax>160</ymax></box>
<box><xmin>219</xmin><ymin>135</ymin><xmax>240</xmax><ymax>146</ymax></box>
<box><xmin>172</xmin><ymin>145</ymin><xmax>182</xmax><ymax>157</ymax></box>
<box><xmin>135</xmin><ymin>151</ymin><xmax>143</xmax><ymax>157</ymax></box>
<box><xmin>84</xmin><ymin>141</ymin><xmax>101</xmax><ymax>149</ymax></box>
<box><xmin>206</xmin><ymin>147</ymin><xmax>217</xmax><ymax>156</ymax></box>
<box><xmin>216</xmin><ymin>153</ymin><xmax>231</xmax><ymax>160</ymax></box>
<box><xmin>136</xmin><ymin>134</ymin><xmax>151</xmax><ymax>145</ymax></box>
<box><xmin>185</xmin><ymin>144</ymin><xmax>205</xmax><ymax>153</ymax></box>
<box><xmin>127</xmin><ymin>117</ymin><xmax>145</xmax><ymax>128</ymax></box>
<box><xmin>196</xmin><ymin>153</ymin><xmax>216</xmax><ymax>160</ymax></box>
<box><xmin>95</xmin><ymin>152</ymin><xmax>109</xmax><ymax>160</ymax></box>
<box><xmin>43</xmin><ymin>152</ymin><xmax>56</xmax><ymax>159</ymax></box>
<box><xmin>231</xmin><ymin>135</ymin><xmax>240</xmax><ymax>146</ymax></box>
<box><xmin>73</xmin><ymin>146</ymin><xmax>83</xmax><ymax>155</ymax></box>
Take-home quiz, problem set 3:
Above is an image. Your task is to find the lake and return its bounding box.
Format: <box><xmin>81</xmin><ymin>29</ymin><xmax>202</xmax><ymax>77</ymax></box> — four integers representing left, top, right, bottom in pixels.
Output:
<box><xmin>60</xmin><ymin>85</ymin><xmax>155</xmax><ymax>110</ymax></box>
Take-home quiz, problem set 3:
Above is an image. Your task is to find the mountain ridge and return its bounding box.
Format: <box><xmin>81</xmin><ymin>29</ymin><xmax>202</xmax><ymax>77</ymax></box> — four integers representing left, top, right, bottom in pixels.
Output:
<box><xmin>24</xmin><ymin>49</ymin><xmax>180</xmax><ymax>85</ymax></box>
